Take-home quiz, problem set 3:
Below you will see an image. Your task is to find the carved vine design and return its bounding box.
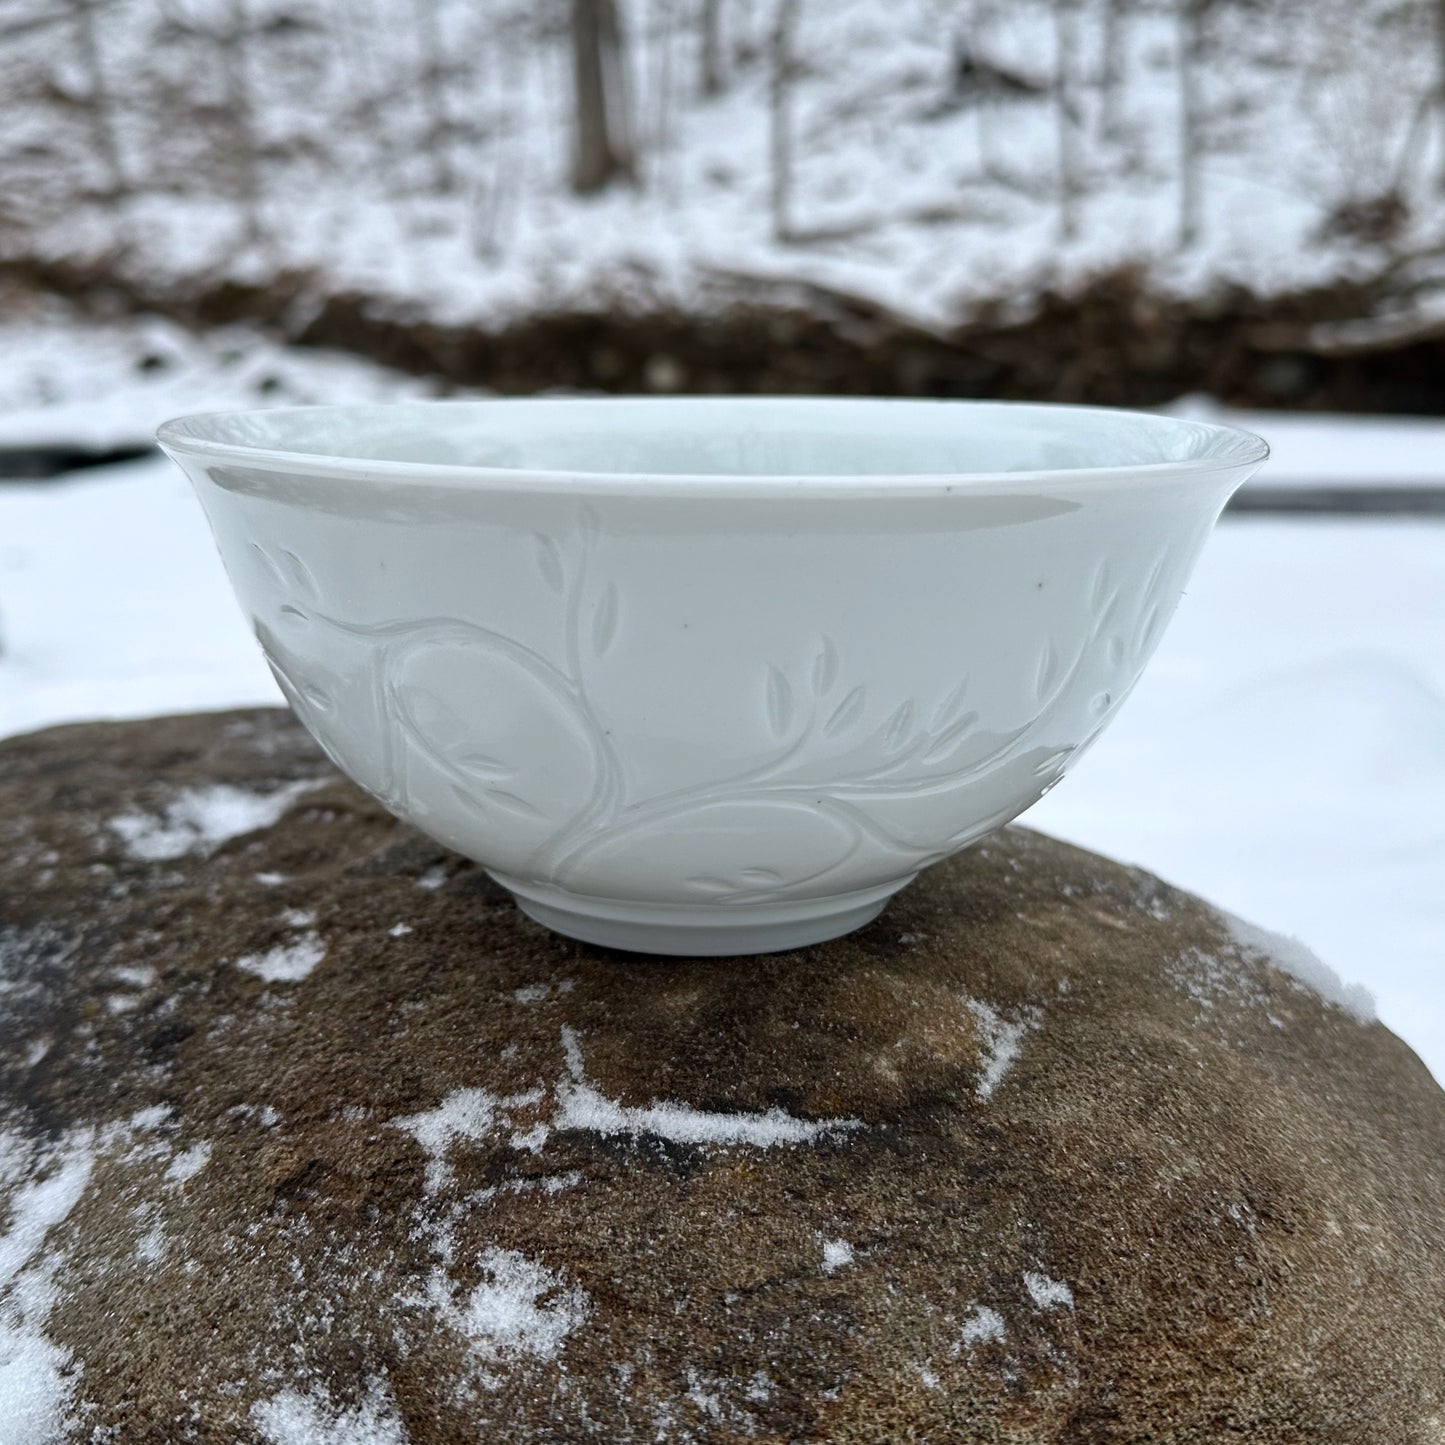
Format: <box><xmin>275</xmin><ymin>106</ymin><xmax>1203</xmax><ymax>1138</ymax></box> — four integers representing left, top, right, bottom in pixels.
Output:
<box><xmin>251</xmin><ymin>513</ymin><xmax>1181</xmax><ymax>905</ymax></box>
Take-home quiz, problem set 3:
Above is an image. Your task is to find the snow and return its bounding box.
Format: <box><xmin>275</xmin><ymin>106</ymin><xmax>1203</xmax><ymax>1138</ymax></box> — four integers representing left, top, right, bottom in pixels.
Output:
<box><xmin>426</xmin><ymin>1247</ymin><xmax>591</xmax><ymax>1365</ymax></box>
<box><xmin>0</xmin><ymin>304</ymin><xmax>442</xmax><ymax>455</ymax></box>
<box><xmin>0</xmin><ymin>1150</ymin><xmax>92</xmax><ymax>1298</ymax></box>
<box><xmin>135</xmin><ymin>1222</ymin><xmax>167</xmax><ymax>1264</ymax></box>
<box><xmin>964</xmin><ymin>1000</ymin><xmax>1042</xmax><ymax>1101</ymax></box>
<box><xmin>164</xmin><ymin>1142</ymin><xmax>212</xmax><ymax>1185</ymax></box>
<box><xmin>235</xmin><ymin>933</ymin><xmax>327</xmax><ymax>984</ymax></box>
<box><xmin>393</xmin><ymin>1087</ymin><xmax>545</xmax><ymax>1194</ymax></box>
<box><xmin>6</xmin><ymin>1</ymin><xmax>1443</xmax><ymax>338</ymax></box>
<box><xmin>1022</xmin><ymin>1271</ymin><xmax>1074</xmax><ymax>1310</ymax></box>
<box><xmin>557</xmin><ymin>1027</ymin><xmax>863</xmax><ymax>1148</ymax></box>
<box><xmin>1219</xmin><ymin>911</ymin><xmax>1376</xmax><ymax>1023</ymax></box>
<box><xmin>821</xmin><ymin>1239</ymin><xmax>854</xmax><ymax>1273</ymax></box>
<box><xmin>251</xmin><ymin>1383</ymin><xmax>410</xmax><ymax>1445</ymax></box>
<box><xmin>0</xmin><ymin>1137</ymin><xmax>94</xmax><ymax>1445</ymax></box>
<box><xmin>959</xmin><ymin>1304</ymin><xmax>1006</xmax><ymax>1347</ymax></box>
<box><xmin>110</xmin><ymin>781</ymin><xmax>318</xmax><ymax>862</ymax></box>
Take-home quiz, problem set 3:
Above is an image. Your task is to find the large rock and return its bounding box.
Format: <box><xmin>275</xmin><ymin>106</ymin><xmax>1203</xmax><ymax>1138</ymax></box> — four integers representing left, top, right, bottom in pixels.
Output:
<box><xmin>0</xmin><ymin>708</ymin><xmax>1441</xmax><ymax>1444</ymax></box>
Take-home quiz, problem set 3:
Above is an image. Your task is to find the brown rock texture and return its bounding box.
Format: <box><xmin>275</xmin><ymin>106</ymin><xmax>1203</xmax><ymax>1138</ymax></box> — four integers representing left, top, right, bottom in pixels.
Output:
<box><xmin>0</xmin><ymin>707</ymin><xmax>1442</xmax><ymax>1444</ymax></box>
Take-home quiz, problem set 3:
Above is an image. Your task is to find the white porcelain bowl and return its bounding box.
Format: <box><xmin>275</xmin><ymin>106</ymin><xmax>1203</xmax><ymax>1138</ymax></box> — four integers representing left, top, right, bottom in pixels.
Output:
<box><xmin>159</xmin><ymin>398</ymin><xmax>1266</xmax><ymax>955</ymax></box>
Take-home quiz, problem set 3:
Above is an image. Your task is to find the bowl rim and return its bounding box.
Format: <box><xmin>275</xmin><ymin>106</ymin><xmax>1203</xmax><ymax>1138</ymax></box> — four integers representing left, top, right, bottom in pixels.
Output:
<box><xmin>156</xmin><ymin>395</ymin><xmax>1269</xmax><ymax>499</ymax></box>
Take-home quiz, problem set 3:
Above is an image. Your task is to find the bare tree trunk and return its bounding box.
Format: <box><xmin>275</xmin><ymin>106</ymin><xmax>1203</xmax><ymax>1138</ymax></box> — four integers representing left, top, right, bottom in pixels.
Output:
<box><xmin>414</xmin><ymin>0</ymin><xmax>456</xmax><ymax>193</ymax></box>
<box><xmin>1100</xmin><ymin>0</ymin><xmax>1125</xmax><ymax>139</ymax></box>
<box><xmin>1394</xmin><ymin>88</ymin><xmax>1434</xmax><ymax>197</ymax></box>
<box><xmin>769</xmin><ymin>0</ymin><xmax>801</xmax><ymax>241</ymax></box>
<box><xmin>653</xmin><ymin>0</ymin><xmax>680</xmax><ymax>199</ymax></box>
<box><xmin>973</xmin><ymin>0</ymin><xmax>999</xmax><ymax>179</ymax></box>
<box><xmin>1053</xmin><ymin>0</ymin><xmax>1080</xmax><ymax>242</ymax></box>
<box><xmin>473</xmin><ymin>31</ymin><xmax>524</xmax><ymax>261</ymax></box>
<box><xmin>222</xmin><ymin>0</ymin><xmax>266</xmax><ymax>252</ymax></box>
<box><xmin>570</xmin><ymin>0</ymin><xmax>636</xmax><ymax>194</ymax></box>
<box><xmin>1178</xmin><ymin>0</ymin><xmax>1203</xmax><ymax>247</ymax></box>
<box><xmin>735</xmin><ymin>0</ymin><xmax>755</xmax><ymax>58</ymax></box>
<box><xmin>700</xmin><ymin>0</ymin><xmax>724</xmax><ymax>96</ymax></box>
<box><xmin>71</xmin><ymin>0</ymin><xmax>129</xmax><ymax>205</ymax></box>
<box><xmin>1437</xmin><ymin>0</ymin><xmax>1445</xmax><ymax>191</ymax></box>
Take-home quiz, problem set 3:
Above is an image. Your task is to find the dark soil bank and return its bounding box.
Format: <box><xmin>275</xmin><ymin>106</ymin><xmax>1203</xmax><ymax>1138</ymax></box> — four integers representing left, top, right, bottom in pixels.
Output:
<box><xmin>9</xmin><ymin>257</ymin><xmax>1445</xmax><ymax>413</ymax></box>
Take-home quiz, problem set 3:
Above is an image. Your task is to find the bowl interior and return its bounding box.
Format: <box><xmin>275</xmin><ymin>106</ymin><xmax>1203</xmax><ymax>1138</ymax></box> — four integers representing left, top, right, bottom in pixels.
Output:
<box><xmin>159</xmin><ymin>398</ymin><xmax>1266</xmax><ymax>482</ymax></box>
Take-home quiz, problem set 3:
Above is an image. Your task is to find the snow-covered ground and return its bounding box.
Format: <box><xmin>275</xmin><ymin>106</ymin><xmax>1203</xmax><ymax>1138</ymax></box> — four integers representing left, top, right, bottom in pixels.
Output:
<box><xmin>0</xmin><ymin>322</ymin><xmax>1441</xmax><ymax>1082</ymax></box>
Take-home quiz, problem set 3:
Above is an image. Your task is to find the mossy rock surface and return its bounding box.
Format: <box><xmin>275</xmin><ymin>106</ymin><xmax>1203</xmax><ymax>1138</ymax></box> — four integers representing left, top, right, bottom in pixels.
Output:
<box><xmin>1</xmin><ymin>708</ymin><xmax>1441</xmax><ymax>1444</ymax></box>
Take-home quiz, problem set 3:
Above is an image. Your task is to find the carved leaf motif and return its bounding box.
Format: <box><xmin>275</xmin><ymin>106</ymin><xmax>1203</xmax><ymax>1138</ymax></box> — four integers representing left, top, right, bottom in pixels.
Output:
<box><xmin>487</xmin><ymin>790</ymin><xmax>548</xmax><ymax>820</ymax></box>
<box><xmin>812</xmin><ymin>638</ymin><xmax>839</xmax><ymax>696</ymax></box>
<box><xmin>533</xmin><ymin>535</ymin><xmax>565</xmax><ymax>594</ymax></box>
<box><xmin>445</xmin><ymin>781</ymin><xmax>544</xmax><ymax>820</ymax></box>
<box><xmin>685</xmin><ymin>875</ymin><xmax>738</xmax><ymax>895</ymax></box>
<box><xmin>920</xmin><ymin>711</ymin><xmax>979</xmax><ymax>766</ymax></box>
<box><xmin>686</xmin><ymin>866</ymin><xmax>785</xmax><ymax>897</ymax></box>
<box><xmin>1091</xmin><ymin>560</ymin><xmax>1115</xmax><ymax>611</ymax></box>
<box><xmin>450</xmin><ymin>753</ymin><xmax>516</xmax><ymax>782</ymax></box>
<box><xmin>1141</xmin><ymin>602</ymin><xmax>1166</xmax><ymax>652</ymax></box>
<box><xmin>250</xmin><ymin>543</ymin><xmax>285</xmax><ymax>587</ymax></box>
<box><xmin>387</xmin><ymin>634</ymin><xmax>596</xmax><ymax>868</ymax></box>
<box><xmin>1036</xmin><ymin>641</ymin><xmax>1061</xmax><ymax>698</ymax></box>
<box><xmin>592</xmin><ymin>583</ymin><xmax>620</xmax><ymax>655</ymax></box>
<box><xmin>298</xmin><ymin>681</ymin><xmax>334</xmax><ymax>712</ymax></box>
<box><xmin>765</xmin><ymin>666</ymin><xmax>794</xmax><ymax>737</ymax></box>
<box><xmin>882</xmin><ymin>700</ymin><xmax>915</xmax><ymax>753</ymax></box>
<box><xmin>1144</xmin><ymin>552</ymin><xmax>1169</xmax><ymax>597</ymax></box>
<box><xmin>824</xmin><ymin>685</ymin><xmax>867</xmax><ymax>738</ymax></box>
<box><xmin>280</xmin><ymin>548</ymin><xmax>321</xmax><ymax>602</ymax></box>
<box><xmin>930</xmin><ymin>679</ymin><xmax>970</xmax><ymax>732</ymax></box>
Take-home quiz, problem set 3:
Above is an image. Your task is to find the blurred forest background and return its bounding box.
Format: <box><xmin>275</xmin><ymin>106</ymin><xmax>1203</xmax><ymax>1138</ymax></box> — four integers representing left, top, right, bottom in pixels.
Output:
<box><xmin>3</xmin><ymin>0</ymin><xmax>1445</xmax><ymax>409</ymax></box>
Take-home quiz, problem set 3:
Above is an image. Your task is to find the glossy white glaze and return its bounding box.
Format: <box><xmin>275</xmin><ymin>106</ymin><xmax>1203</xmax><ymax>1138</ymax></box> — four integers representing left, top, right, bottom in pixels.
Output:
<box><xmin>159</xmin><ymin>398</ymin><xmax>1266</xmax><ymax>955</ymax></box>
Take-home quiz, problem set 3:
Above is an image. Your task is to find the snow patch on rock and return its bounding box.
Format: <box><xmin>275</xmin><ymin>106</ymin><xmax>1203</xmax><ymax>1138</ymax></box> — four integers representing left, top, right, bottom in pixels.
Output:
<box><xmin>557</xmin><ymin>1027</ymin><xmax>862</xmax><ymax>1149</ymax></box>
<box><xmin>236</xmin><ymin>932</ymin><xmax>327</xmax><ymax>984</ymax></box>
<box><xmin>109</xmin><ymin>779</ymin><xmax>319</xmax><ymax>861</ymax></box>
<box><xmin>0</xmin><ymin>1131</ymin><xmax>95</xmax><ymax>1445</ymax></box>
<box><xmin>1219</xmin><ymin>910</ymin><xmax>1375</xmax><ymax>1022</ymax></box>
<box><xmin>964</xmin><ymin>999</ymin><xmax>1043</xmax><ymax>1101</ymax></box>
<box><xmin>425</xmin><ymin>1247</ymin><xmax>590</xmax><ymax>1366</ymax></box>
<box><xmin>821</xmin><ymin>1239</ymin><xmax>854</xmax><ymax>1273</ymax></box>
<box><xmin>251</xmin><ymin>1380</ymin><xmax>410</xmax><ymax>1445</ymax></box>
<box><xmin>959</xmin><ymin>1303</ymin><xmax>1006</xmax><ymax>1347</ymax></box>
<box><xmin>165</xmin><ymin>1142</ymin><xmax>212</xmax><ymax>1185</ymax></box>
<box><xmin>1023</xmin><ymin>1270</ymin><xmax>1075</xmax><ymax>1310</ymax></box>
<box><xmin>393</xmin><ymin>1086</ymin><xmax>545</xmax><ymax>1194</ymax></box>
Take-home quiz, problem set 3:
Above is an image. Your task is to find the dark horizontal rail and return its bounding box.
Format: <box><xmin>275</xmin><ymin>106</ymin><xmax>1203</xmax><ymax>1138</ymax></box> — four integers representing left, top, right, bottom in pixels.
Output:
<box><xmin>0</xmin><ymin>444</ymin><xmax>157</xmax><ymax>482</ymax></box>
<box><xmin>1226</xmin><ymin>486</ymin><xmax>1445</xmax><ymax>517</ymax></box>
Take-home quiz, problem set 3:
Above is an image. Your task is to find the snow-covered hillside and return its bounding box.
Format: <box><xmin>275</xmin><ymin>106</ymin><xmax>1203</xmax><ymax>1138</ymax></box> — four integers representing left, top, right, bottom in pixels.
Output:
<box><xmin>4</xmin><ymin>0</ymin><xmax>1444</xmax><ymax>338</ymax></box>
